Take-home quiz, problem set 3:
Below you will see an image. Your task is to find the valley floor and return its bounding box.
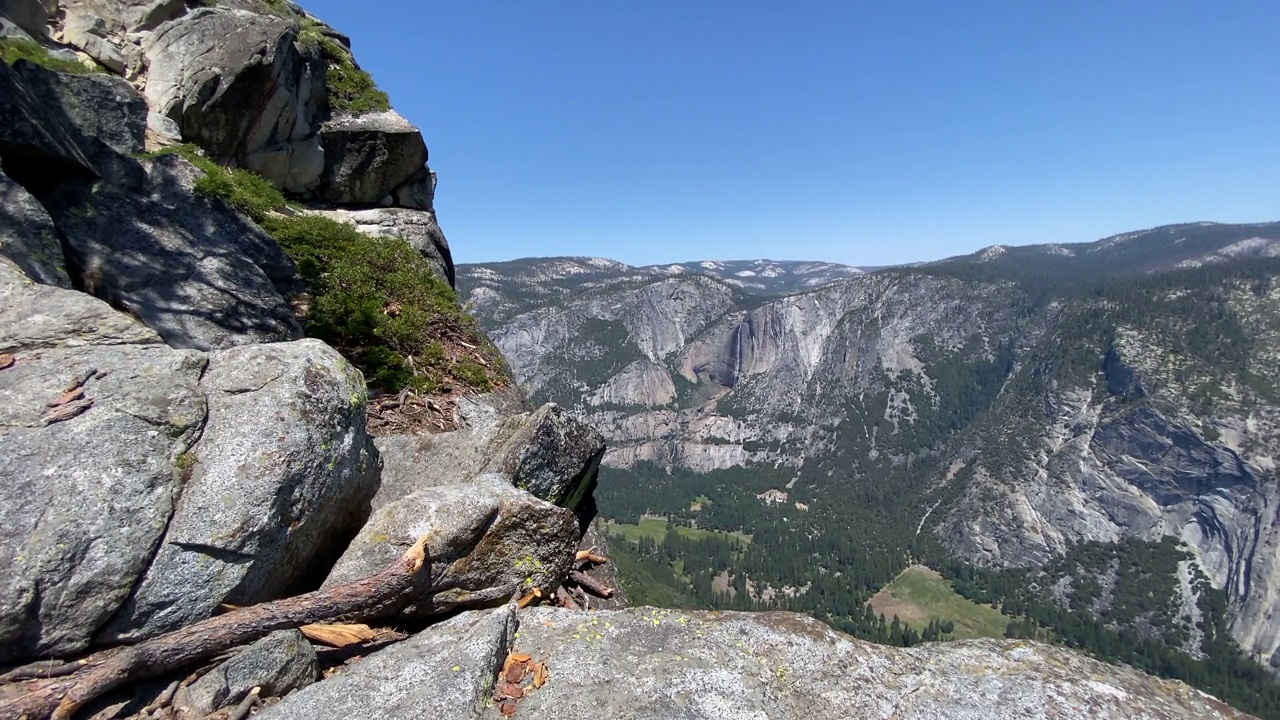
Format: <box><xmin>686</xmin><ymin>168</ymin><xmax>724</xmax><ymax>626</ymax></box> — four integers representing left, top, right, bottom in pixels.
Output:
<box><xmin>866</xmin><ymin>565</ymin><xmax>1009</xmax><ymax>640</ymax></box>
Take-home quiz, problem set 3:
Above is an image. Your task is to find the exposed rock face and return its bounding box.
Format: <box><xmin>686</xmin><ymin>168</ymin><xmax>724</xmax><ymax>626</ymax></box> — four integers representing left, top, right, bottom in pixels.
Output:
<box><xmin>939</xmin><ymin>308</ymin><xmax>1280</xmax><ymax>665</ymax></box>
<box><xmin>505</xmin><ymin>608</ymin><xmax>1251</xmax><ymax>720</ymax></box>
<box><xmin>61</xmin><ymin>13</ymin><xmax>126</xmax><ymax>72</ymax></box>
<box><xmin>0</xmin><ymin>259</ymin><xmax>159</xmax><ymax>349</ymax></box>
<box><xmin>372</xmin><ymin>395</ymin><xmax>603</xmax><ymax>516</ymax></box>
<box><xmin>0</xmin><ymin>59</ymin><xmax>305</xmax><ymax>350</ymax></box>
<box><xmin>0</xmin><ymin>0</ymin><xmax>52</xmax><ymax>38</ymax></box>
<box><xmin>464</xmin><ymin>266</ymin><xmax>1010</xmax><ymax>473</ymax></box>
<box><xmin>260</xmin><ymin>606</ymin><xmax>518</xmax><ymax>720</ymax></box>
<box><xmin>59</xmin><ymin>0</ymin><xmax>185</xmax><ymax>35</ymax></box>
<box><xmin>263</xmin><ymin>605</ymin><xmax>1249</xmax><ymax>720</ymax></box>
<box><xmin>0</xmin><ymin>263</ymin><xmax>205</xmax><ymax>661</ymax></box>
<box><xmin>0</xmin><ymin>163</ymin><xmax>70</xmax><ymax>287</ymax></box>
<box><xmin>142</xmin><ymin>7</ymin><xmax>327</xmax><ymax>193</ymax></box>
<box><xmin>324</xmin><ymin>474</ymin><xmax>579</xmax><ymax>617</ymax></box>
<box><xmin>104</xmin><ymin>339</ymin><xmax>379</xmax><ymax>641</ymax></box>
<box><xmin>488</xmin><ymin>403</ymin><xmax>605</xmax><ymax>517</ymax></box>
<box><xmin>317</xmin><ymin>110</ymin><xmax>428</xmax><ymax>206</ymax></box>
<box><xmin>47</xmin><ymin>154</ymin><xmax>304</xmax><ymax>350</ymax></box>
<box><xmin>0</xmin><ymin>240</ymin><xmax>377</xmax><ymax>661</ymax></box>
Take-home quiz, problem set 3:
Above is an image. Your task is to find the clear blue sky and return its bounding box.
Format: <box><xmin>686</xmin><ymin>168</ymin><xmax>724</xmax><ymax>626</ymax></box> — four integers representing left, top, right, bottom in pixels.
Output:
<box><xmin>300</xmin><ymin>1</ymin><xmax>1279</xmax><ymax>267</ymax></box>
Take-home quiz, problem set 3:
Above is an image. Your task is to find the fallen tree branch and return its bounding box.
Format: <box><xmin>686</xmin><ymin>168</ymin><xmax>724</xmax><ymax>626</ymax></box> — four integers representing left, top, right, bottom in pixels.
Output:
<box><xmin>569</xmin><ymin>571</ymin><xmax>614</xmax><ymax>599</ymax></box>
<box><xmin>0</xmin><ymin>536</ymin><xmax>432</xmax><ymax>720</ymax></box>
<box><xmin>0</xmin><ymin>660</ymin><xmax>84</xmax><ymax>683</ymax></box>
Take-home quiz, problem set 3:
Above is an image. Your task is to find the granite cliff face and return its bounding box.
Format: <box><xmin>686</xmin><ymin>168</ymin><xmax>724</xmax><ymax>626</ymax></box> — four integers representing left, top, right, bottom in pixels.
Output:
<box><xmin>458</xmin><ymin>223</ymin><xmax>1280</xmax><ymax>669</ymax></box>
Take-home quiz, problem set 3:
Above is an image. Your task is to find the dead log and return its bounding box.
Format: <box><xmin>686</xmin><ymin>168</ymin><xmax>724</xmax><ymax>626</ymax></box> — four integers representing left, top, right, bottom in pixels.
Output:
<box><xmin>0</xmin><ymin>536</ymin><xmax>431</xmax><ymax>720</ymax></box>
<box><xmin>574</xmin><ymin>550</ymin><xmax>608</xmax><ymax>566</ymax></box>
<box><xmin>0</xmin><ymin>660</ymin><xmax>83</xmax><ymax>683</ymax></box>
<box><xmin>569</xmin><ymin>571</ymin><xmax>614</xmax><ymax>599</ymax></box>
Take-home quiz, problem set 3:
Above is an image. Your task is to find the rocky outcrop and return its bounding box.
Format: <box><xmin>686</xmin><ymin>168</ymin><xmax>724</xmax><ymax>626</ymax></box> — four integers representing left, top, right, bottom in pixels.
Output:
<box><xmin>317</xmin><ymin>111</ymin><xmax>427</xmax><ymax>206</ymax></box>
<box><xmin>0</xmin><ymin>270</ymin><xmax>379</xmax><ymax>658</ymax></box>
<box><xmin>142</xmin><ymin>7</ymin><xmax>327</xmax><ymax>192</ymax></box>
<box><xmin>323</xmin><ymin>474</ymin><xmax>579</xmax><ymax>617</ymax></box>
<box><xmin>0</xmin><ymin>260</ymin><xmax>205</xmax><ymax>661</ymax></box>
<box><xmin>0</xmin><ymin>163</ymin><xmax>70</xmax><ymax>287</ymax></box>
<box><xmin>263</xmin><ymin>605</ymin><xmax>1249</xmax><ymax>720</ymax></box>
<box><xmin>103</xmin><ymin>339</ymin><xmax>379</xmax><ymax>641</ymax></box>
<box><xmin>372</xmin><ymin>395</ymin><xmax>603</xmax><ymax>518</ymax></box>
<box><xmin>6</xmin><ymin>0</ymin><xmax>457</xmax><ymax>277</ymax></box>
<box><xmin>0</xmin><ymin>0</ymin><xmax>52</xmax><ymax>38</ymax></box>
<box><xmin>48</xmin><ymin>154</ymin><xmax>304</xmax><ymax>349</ymax></box>
<box><xmin>0</xmin><ymin>59</ymin><xmax>305</xmax><ymax>350</ymax></box>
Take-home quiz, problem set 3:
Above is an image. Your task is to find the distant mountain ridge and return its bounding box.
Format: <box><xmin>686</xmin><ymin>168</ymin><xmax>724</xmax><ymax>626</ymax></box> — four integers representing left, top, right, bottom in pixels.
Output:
<box><xmin>456</xmin><ymin>220</ymin><xmax>1280</xmax><ymax>715</ymax></box>
<box><xmin>459</xmin><ymin>257</ymin><xmax>866</xmax><ymax>325</ymax></box>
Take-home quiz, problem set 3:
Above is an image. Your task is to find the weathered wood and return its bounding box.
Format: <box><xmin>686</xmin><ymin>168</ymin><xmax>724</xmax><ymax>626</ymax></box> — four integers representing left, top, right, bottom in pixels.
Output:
<box><xmin>0</xmin><ymin>537</ymin><xmax>431</xmax><ymax>720</ymax></box>
<box><xmin>569</xmin><ymin>570</ymin><xmax>614</xmax><ymax>599</ymax></box>
<box><xmin>0</xmin><ymin>660</ymin><xmax>82</xmax><ymax>683</ymax></box>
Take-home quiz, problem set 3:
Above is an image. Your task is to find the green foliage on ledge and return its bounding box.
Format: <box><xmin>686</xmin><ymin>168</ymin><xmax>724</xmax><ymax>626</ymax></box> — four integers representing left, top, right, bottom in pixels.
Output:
<box><xmin>295</xmin><ymin>19</ymin><xmax>390</xmax><ymax>115</ymax></box>
<box><xmin>319</xmin><ymin>37</ymin><xmax>390</xmax><ymax>115</ymax></box>
<box><xmin>0</xmin><ymin>38</ymin><xmax>99</xmax><ymax>74</ymax></box>
<box><xmin>151</xmin><ymin>145</ymin><xmax>501</xmax><ymax>395</ymax></box>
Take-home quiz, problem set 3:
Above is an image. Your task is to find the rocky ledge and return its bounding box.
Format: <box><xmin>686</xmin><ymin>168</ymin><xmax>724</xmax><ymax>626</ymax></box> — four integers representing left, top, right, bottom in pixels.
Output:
<box><xmin>262</xmin><ymin>604</ymin><xmax>1250</xmax><ymax>720</ymax></box>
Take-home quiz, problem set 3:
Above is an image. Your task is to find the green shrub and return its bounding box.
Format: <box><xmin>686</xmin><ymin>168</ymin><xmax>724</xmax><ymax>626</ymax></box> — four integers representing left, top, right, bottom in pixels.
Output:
<box><xmin>264</xmin><ymin>214</ymin><xmax>498</xmax><ymax>393</ymax></box>
<box><xmin>149</xmin><ymin>144</ymin><xmax>287</xmax><ymax>221</ymax></box>
<box><xmin>318</xmin><ymin>37</ymin><xmax>390</xmax><ymax>115</ymax></box>
<box><xmin>0</xmin><ymin>38</ymin><xmax>98</xmax><ymax>74</ymax></box>
<box><xmin>152</xmin><ymin>146</ymin><xmax>499</xmax><ymax>395</ymax></box>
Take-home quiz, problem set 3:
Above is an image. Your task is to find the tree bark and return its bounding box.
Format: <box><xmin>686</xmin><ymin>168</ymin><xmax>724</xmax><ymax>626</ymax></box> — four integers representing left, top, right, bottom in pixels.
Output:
<box><xmin>569</xmin><ymin>570</ymin><xmax>614</xmax><ymax>598</ymax></box>
<box><xmin>0</xmin><ymin>536</ymin><xmax>432</xmax><ymax>720</ymax></box>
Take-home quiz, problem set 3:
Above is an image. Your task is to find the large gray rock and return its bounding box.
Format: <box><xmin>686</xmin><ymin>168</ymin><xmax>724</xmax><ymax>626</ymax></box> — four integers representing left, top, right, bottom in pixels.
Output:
<box><xmin>260</xmin><ymin>606</ymin><xmax>516</xmax><ymax>720</ymax></box>
<box><xmin>0</xmin><ymin>0</ymin><xmax>54</xmax><ymax>38</ymax></box>
<box><xmin>178</xmin><ymin>630</ymin><xmax>318</xmax><ymax>715</ymax></box>
<box><xmin>59</xmin><ymin>0</ymin><xmax>185</xmax><ymax>34</ymax></box>
<box><xmin>318</xmin><ymin>110</ymin><xmax>427</xmax><ymax>206</ymax></box>
<box><xmin>372</xmin><ymin>397</ymin><xmax>602</xmax><ymax>522</ymax></box>
<box><xmin>44</xmin><ymin>153</ymin><xmax>303</xmax><ymax>350</ymax></box>
<box><xmin>258</xmin><ymin>606</ymin><xmax>1250</xmax><ymax>720</ymax></box>
<box><xmin>319</xmin><ymin>207</ymin><xmax>454</xmax><ymax>287</ymax></box>
<box><xmin>496</xmin><ymin>608</ymin><xmax>1249</xmax><ymax>720</ymax></box>
<box><xmin>61</xmin><ymin>14</ymin><xmax>127</xmax><ymax>73</ymax></box>
<box><xmin>0</xmin><ymin>54</ymin><xmax>305</xmax><ymax>351</ymax></box>
<box><xmin>0</xmin><ymin>259</ymin><xmax>160</xmax><ymax>351</ymax></box>
<box><xmin>143</xmin><ymin>7</ymin><xmax>327</xmax><ymax>192</ymax></box>
<box><xmin>488</xmin><ymin>403</ymin><xmax>605</xmax><ymax>518</ymax></box>
<box><xmin>0</xmin><ymin>281</ymin><xmax>207</xmax><ymax>659</ymax></box>
<box><xmin>0</xmin><ymin>58</ymin><xmax>148</xmax><ymax>187</ymax></box>
<box><xmin>103</xmin><ymin>339</ymin><xmax>380</xmax><ymax>640</ymax></box>
<box><xmin>323</xmin><ymin>474</ymin><xmax>578</xmax><ymax>617</ymax></box>
<box><xmin>0</xmin><ymin>163</ymin><xmax>71</xmax><ymax>287</ymax></box>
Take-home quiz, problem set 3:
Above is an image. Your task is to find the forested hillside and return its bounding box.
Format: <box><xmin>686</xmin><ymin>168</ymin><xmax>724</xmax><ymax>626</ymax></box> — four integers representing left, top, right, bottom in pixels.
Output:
<box><xmin>459</xmin><ymin>221</ymin><xmax>1280</xmax><ymax>717</ymax></box>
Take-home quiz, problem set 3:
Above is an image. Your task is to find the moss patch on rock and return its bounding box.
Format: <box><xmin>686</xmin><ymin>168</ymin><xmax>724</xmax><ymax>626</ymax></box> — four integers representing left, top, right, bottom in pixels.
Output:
<box><xmin>1</xmin><ymin>38</ymin><xmax>99</xmax><ymax>74</ymax></box>
<box><xmin>155</xmin><ymin>145</ymin><xmax>501</xmax><ymax>395</ymax></box>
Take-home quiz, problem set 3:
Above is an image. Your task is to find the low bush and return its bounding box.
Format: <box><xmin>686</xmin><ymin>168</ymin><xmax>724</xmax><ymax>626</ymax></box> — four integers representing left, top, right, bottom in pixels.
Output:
<box><xmin>0</xmin><ymin>38</ymin><xmax>98</xmax><ymax>74</ymax></box>
<box><xmin>156</xmin><ymin>145</ymin><xmax>500</xmax><ymax>394</ymax></box>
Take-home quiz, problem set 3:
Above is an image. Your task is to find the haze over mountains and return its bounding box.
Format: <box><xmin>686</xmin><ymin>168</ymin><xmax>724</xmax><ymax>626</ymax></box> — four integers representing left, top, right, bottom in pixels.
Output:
<box><xmin>460</xmin><ymin>220</ymin><xmax>1280</xmax><ymax>714</ymax></box>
